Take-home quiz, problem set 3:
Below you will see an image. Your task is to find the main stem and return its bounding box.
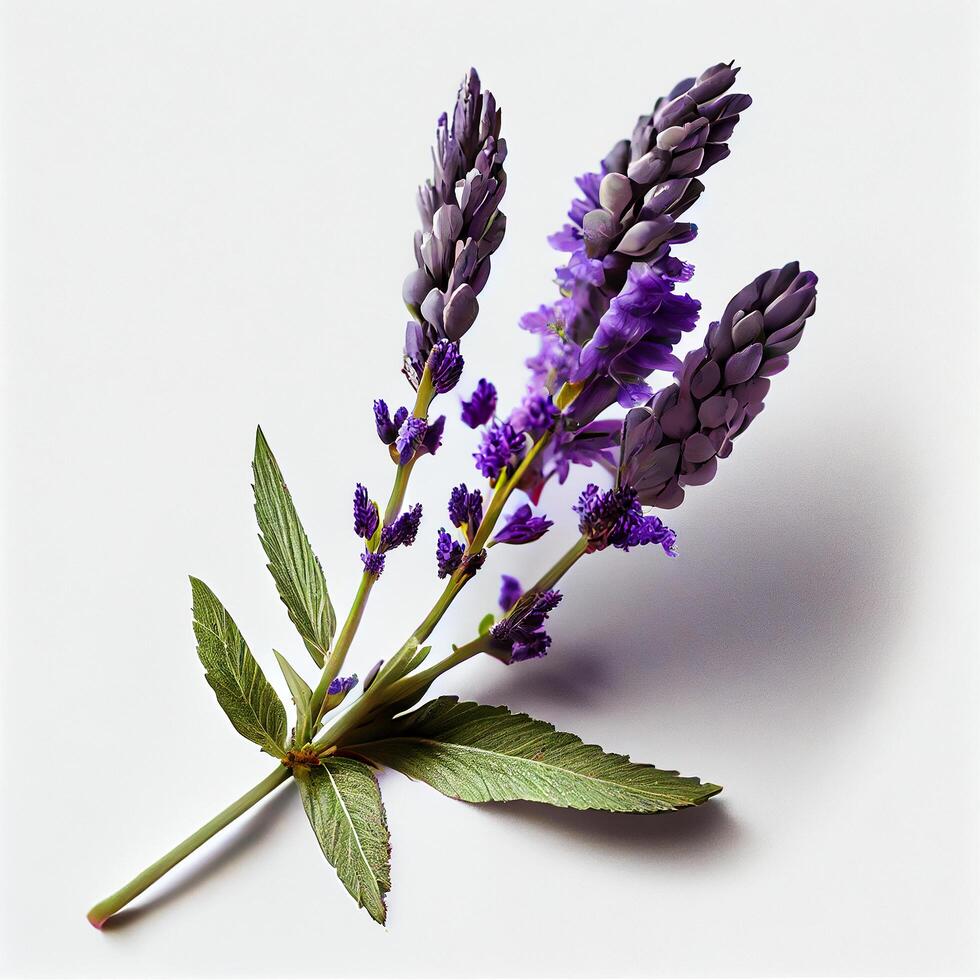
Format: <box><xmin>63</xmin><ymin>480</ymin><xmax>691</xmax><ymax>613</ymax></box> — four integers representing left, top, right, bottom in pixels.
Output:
<box><xmin>87</xmin><ymin>766</ymin><xmax>290</xmax><ymax>928</ymax></box>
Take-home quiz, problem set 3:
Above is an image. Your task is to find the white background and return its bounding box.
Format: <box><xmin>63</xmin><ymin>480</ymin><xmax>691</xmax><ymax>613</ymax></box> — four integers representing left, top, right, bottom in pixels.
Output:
<box><xmin>2</xmin><ymin>1</ymin><xmax>978</xmax><ymax>976</ymax></box>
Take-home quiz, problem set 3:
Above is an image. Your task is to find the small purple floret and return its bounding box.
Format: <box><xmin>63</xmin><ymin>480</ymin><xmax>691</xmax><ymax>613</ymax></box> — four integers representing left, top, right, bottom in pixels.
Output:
<box><xmin>328</xmin><ymin>674</ymin><xmax>359</xmax><ymax>696</ymax></box>
<box><xmin>360</xmin><ymin>551</ymin><xmax>386</xmax><ymax>576</ymax></box>
<box><xmin>395</xmin><ymin>416</ymin><xmax>427</xmax><ymax>464</ymax></box>
<box><xmin>428</xmin><ymin>340</ymin><xmax>464</xmax><ymax>394</ymax></box>
<box><xmin>461</xmin><ymin>379</ymin><xmax>497</xmax><ymax>428</ymax></box>
<box><xmin>373</xmin><ymin>399</ymin><xmax>399</xmax><ymax>445</ymax></box>
<box><xmin>493</xmin><ymin>503</ymin><xmax>553</xmax><ymax>545</ymax></box>
<box><xmin>353</xmin><ymin>483</ymin><xmax>379</xmax><ymax>540</ymax></box>
<box><xmin>380</xmin><ymin>503</ymin><xmax>423</xmax><ymax>551</ymax></box>
<box><xmin>435</xmin><ymin>528</ymin><xmax>465</xmax><ymax>578</ymax></box>
<box><xmin>498</xmin><ymin>574</ymin><xmax>523</xmax><ymax>612</ymax></box>
<box><xmin>448</xmin><ymin>483</ymin><xmax>484</xmax><ymax>532</ymax></box>
<box><xmin>419</xmin><ymin>415</ymin><xmax>445</xmax><ymax>457</ymax></box>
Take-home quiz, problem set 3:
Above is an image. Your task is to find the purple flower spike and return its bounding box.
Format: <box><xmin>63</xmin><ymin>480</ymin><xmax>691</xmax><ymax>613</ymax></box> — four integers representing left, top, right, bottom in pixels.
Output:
<box><xmin>373</xmin><ymin>399</ymin><xmax>399</xmax><ymax>445</ymax></box>
<box><xmin>428</xmin><ymin>340</ymin><xmax>464</xmax><ymax>394</ymax></box>
<box><xmin>461</xmin><ymin>378</ymin><xmax>497</xmax><ymax>428</ymax></box>
<box><xmin>474</xmin><ymin>420</ymin><xmax>525</xmax><ymax>480</ymax></box>
<box><xmin>491</xmin><ymin>589</ymin><xmax>563</xmax><ymax>663</ymax></box>
<box><xmin>380</xmin><ymin>503</ymin><xmax>423</xmax><ymax>551</ymax></box>
<box><xmin>402</xmin><ymin>69</ymin><xmax>508</xmax><ymax>386</ymax></box>
<box><xmin>353</xmin><ymin>483</ymin><xmax>379</xmax><ymax>540</ymax></box>
<box><xmin>395</xmin><ymin>416</ymin><xmax>427</xmax><ymax>464</ymax></box>
<box><xmin>498</xmin><ymin>574</ymin><xmax>523</xmax><ymax>612</ymax></box>
<box><xmin>360</xmin><ymin>550</ymin><xmax>386</xmax><ymax>577</ymax></box>
<box><xmin>448</xmin><ymin>484</ymin><xmax>484</xmax><ymax>533</ymax></box>
<box><xmin>493</xmin><ymin>504</ymin><xmax>553</xmax><ymax>545</ymax></box>
<box><xmin>618</xmin><ymin>262</ymin><xmax>818</xmax><ymax>509</ymax></box>
<box><xmin>435</xmin><ymin>528</ymin><xmax>465</xmax><ymax>578</ymax></box>
<box><xmin>328</xmin><ymin>674</ymin><xmax>359</xmax><ymax>696</ymax></box>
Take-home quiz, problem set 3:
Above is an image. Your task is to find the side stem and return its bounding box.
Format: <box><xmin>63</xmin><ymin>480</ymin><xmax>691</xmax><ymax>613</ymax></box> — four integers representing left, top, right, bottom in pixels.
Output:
<box><xmin>87</xmin><ymin>766</ymin><xmax>290</xmax><ymax>928</ymax></box>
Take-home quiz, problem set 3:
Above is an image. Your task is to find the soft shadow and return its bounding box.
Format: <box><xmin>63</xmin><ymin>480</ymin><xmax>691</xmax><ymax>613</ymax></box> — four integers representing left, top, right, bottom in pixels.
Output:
<box><xmin>474</xmin><ymin>797</ymin><xmax>741</xmax><ymax>863</ymax></box>
<box><xmin>478</xmin><ymin>453</ymin><xmax>902</xmax><ymax>718</ymax></box>
<box><xmin>101</xmin><ymin>783</ymin><xmax>295</xmax><ymax>931</ymax></box>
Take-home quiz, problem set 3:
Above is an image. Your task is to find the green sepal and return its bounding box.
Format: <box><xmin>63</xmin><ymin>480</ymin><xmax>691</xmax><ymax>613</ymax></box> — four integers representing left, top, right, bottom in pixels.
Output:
<box><xmin>366</xmin><ymin>503</ymin><xmax>382</xmax><ymax>551</ymax></box>
<box><xmin>477</xmin><ymin>612</ymin><xmax>495</xmax><ymax>636</ymax></box>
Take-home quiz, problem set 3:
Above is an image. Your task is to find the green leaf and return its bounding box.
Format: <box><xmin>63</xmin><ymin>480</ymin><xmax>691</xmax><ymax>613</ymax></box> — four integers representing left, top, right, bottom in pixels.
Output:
<box><xmin>296</xmin><ymin>758</ymin><xmax>391</xmax><ymax>924</ymax></box>
<box><xmin>190</xmin><ymin>576</ymin><xmax>287</xmax><ymax>757</ymax></box>
<box><xmin>477</xmin><ymin>612</ymin><xmax>495</xmax><ymax>636</ymax></box>
<box><xmin>344</xmin><ymin>696</ymin><xmax>721</xmax><ymax>812</ymax></box>
<box><xmin>273</xmin><ymin>649</ymin><xmax>313</xmax><ymax>746</ymax></box>
<box><xmin>253</xmin><ymin>426</ymin><xmax>336</xmax><ymax>668</ymax></box>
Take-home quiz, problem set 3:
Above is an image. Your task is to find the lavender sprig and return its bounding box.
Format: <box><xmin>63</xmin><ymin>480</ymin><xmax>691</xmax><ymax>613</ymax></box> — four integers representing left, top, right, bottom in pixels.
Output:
<box><xmin>88</xmin><ymin>61</ymin><xmax>817</xmax><ymax>936</ymax></box>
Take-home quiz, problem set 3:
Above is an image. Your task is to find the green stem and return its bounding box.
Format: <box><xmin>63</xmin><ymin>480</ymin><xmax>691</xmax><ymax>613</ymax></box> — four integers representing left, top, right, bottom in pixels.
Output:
<box><xmin>87</xmin><ymin>766</ymin><xmax>290</xmax><ymax>929</ymax></box>
<box><xmin>412</xmin><ymin>573</ymin><xmax>468</xmax><ymax>642</ymax></box>
<box><xmin>529</xmin><ymin>536</ymin><xmax>589</xmax><ymax>593</ymax></box>
<box><xmin>310</xmin><ymin>570</ymin><xmax>376</xmax><ymax>725</ymax></box>
<box><xmin>382</xmin><ymin>457</ymin><xmax>416</xmax><ymax>525</ymax></box>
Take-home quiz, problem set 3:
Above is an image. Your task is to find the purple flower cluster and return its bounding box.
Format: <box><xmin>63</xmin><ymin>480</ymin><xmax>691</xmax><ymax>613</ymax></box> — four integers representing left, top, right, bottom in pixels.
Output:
<box><xmin>403</xmin><ymin>69</ymin><xmax>508</xmax><ymax>385</ymax></box>
<box><xmin>550</xmin><ymin>62</ymin><xmax>749</xmax><ymax>352</ymax></box>
<box><xmin>508</xmin><ymin>389</ymin><xmax>557</xmax><ymax>437</ymax></box>
<box><xmin>573</xmin><ymin>484</ymin><xmax>676</xmax><ymax>556</ymax></box>
<box><xmin>380</xmin><ymin>503</ymin><xmax>423</xmax><ymax>551</ymax></box>
<box><xmin>448</xmin><ymin>484</ymin><xmax>484</xmax><ymax>537</ymax></box>
<box><xmin>360</xmin><ymin>502</ymin><xmax>424</xmax><ymax>577</ymax></box>
<box><xmin>490</xmin><ymin>590</ymin><xmax>563</xmax><ymax>663</ymax></box>
<box><xmin>357</xmin><ymin>66</ymin><xmax>814</xmax><ymax>677</ymax></box>
<box><xmin>568</xmin><ymin>265</ymin><xmax>701</xmax><ymax>424</ymax></box>
<box><xmin>473</xmin><ymin>420</ymin><xmax>526</xmax><ymax>481</ymax></box>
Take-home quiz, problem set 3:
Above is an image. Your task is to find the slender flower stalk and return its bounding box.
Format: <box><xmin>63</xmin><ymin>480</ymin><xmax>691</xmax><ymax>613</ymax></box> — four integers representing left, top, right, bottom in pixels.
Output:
<box><xmin>89</xmin><ymin>61</ymin><xmax>817</xmax><ymax>932</ymax></box>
